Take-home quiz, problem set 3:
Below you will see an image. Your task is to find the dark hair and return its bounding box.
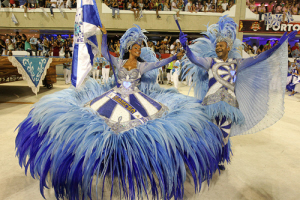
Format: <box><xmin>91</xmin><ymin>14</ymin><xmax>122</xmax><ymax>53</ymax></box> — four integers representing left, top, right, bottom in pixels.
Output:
<box><xmin>122</xmin><ymin>51</ymin><xmax>145</xmax><ymax>62</ymax></box>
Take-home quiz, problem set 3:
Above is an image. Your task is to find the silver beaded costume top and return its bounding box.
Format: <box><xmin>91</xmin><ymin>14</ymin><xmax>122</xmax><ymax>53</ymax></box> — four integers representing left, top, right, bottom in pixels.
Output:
<box><xmin>202</xmin><ymin>58</ymin><xmax>238</xmax><ymax>108</ymax></box>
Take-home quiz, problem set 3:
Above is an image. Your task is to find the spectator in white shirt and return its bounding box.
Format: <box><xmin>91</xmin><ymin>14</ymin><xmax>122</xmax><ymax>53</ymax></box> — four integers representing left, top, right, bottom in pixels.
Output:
<box><xmin>202</xmin><ymin>4</ymin><xmax>208</xmax><ymax>12</ymax></box>
<box><xmin>171</xmin><ymin>0</ymin><xmax>180</xmax><ymax>19</ymax></box>
<box><xmin>66</xmin><ymin>0</ymin><xmax>72</xmax><ymax>9</ymax></box>
<box><xmin>50</xmin><ymin>0</ymin><xmax>57</xmax><ymax>17</ymax></box>
<box><xmin>102</xmin><ymin>57</ymin><xmax>110</xmax><ymax>83</ymax></box>
<box><xmin>252</xmin><ymin>43</ymin><xmax>258</xmax><ymax>54</ymax></box>
<box><xmin>170</xmin><ymin>41</ymin><xmax>176</xmax><ymax>55</ymax></box>
<box><xmin>58</xmin><ymin>0</ymin><xmax>64</xmax><ymax>8</ymax></box>
<box><xmin>138</xmin><ymin>0</ymin><xmax>143</xmax><ymax>9</ymax></box>
<box><xmin>172</xmin><ymin>59</ymin><xmax>181</xmax><ymax>89</ymax></box>
<box><xmin>185</xmin><ymin>0</ymin><xmax>192</xmax><ymax>12</ymax></box>
<box><xmin>221</xmin><ymin>0</ymin><xmax>228</xmax><ymax>11</ymax></box>
<box><xmin>206</xmin><ymin>1</ymin><xmax>212</xmax><ymax>10</ymax></box>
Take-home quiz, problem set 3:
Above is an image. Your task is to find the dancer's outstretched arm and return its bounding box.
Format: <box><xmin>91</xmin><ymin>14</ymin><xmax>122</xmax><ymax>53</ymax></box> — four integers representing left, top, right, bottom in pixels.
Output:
<box><xmin>179</xmin><ymin>32</ymin><xmax>211</xmax><ymax>71</ymax></box>
<box><xmin>139</xmin><ymin>53</ymin><xmax>181</xmax><ymax>74</ymax></box>
<box><xmin>99</xmin><ymin>26</ymin><xmax>119</xmax><ymax>68</ymax></box>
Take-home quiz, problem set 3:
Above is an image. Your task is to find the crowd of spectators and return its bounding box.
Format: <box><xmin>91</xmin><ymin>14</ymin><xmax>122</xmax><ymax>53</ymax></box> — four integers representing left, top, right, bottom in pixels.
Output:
<box><xmin>244</xmin><ymin>39</ymin><xmax>300</xmax><ymax>58</ymax></box>
<box><xmin>104</xmin><ymin>0</ymin><xmax>235</xmax><ymax>19</ymax></box>
<box><xmin>0</xmin><ymin>32</ymin><xmax>73</xmax><ymax>57</ymax></box>
<box><xmin>0</xmin><ymin>0</ymin><xmax>236</xmax><ymax>19</ymax></box>
<box><xmin>0</xmin><ymin>32</ymin><xmax>183</xmax><ymax>58</ymax></box>
<box><xmin>247</xmin><ymin>1</ymin><xmax>300</xmax><ymax>17</ymax></box>
<box><xmin>0</xmin><ymin>0</ymin><xmax>77</xmax><ymax>17</ymax></box>
<box><xmin>0</xmin><ymin>0</ymin><xmax>77</xmax><ymax>9</ymax></box>
<box><xmin>107</xmin><ymin>36</ymin><xmax>183</xmax><ymax>57</ymax></box>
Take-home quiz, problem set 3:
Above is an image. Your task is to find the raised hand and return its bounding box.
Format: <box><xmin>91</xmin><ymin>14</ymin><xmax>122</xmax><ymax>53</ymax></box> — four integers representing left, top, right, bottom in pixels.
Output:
<box><xmin>288</xmin><ymin>30</ymin><xmax>298</xmax><ymax>41</ymax></box>
<box><xmin>278</xmin><ymin>31</ymin><xmax>297</xmax><ymax>45</ymax></box>
<box><xmin>179</xmin><ymin>32</ymin><xmax>188</xmax><ymax>50</ymax></box>
<box><xmin>99</xmin><ymin>25</ymin><xmax>107</xmax><ymax>35</ymax></box>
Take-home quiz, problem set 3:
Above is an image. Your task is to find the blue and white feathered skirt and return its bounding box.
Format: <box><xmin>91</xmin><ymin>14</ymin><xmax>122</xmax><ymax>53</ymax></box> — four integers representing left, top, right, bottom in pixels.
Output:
<box><xmin>15</xmin><ymin>78</ymin><xmax>231</xmax><ymax>200</ymax></box>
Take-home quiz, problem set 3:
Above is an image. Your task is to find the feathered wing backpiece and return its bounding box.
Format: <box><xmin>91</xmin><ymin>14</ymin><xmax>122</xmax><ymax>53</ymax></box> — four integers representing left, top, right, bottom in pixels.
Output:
<box><xmin>181</xmin><ymin>15</ymin><xmax>243</xmax><ymax>100</ymax></box>
<box><xmin>231</xmin><ymin>38</ymin><xmax>289</xmax><ymax>136</ymax></box>
<box><xmin>119</xmin><ymin>24</ymin><xmax>148</xmax><ymax>59</ymax></box>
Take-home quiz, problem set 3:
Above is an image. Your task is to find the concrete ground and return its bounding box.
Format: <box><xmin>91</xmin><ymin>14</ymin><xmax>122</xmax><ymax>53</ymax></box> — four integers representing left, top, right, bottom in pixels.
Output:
<box><xmin>0</xmin><ymin>80</ymin><xmax>299</xmax><ymax>200</ymax></box>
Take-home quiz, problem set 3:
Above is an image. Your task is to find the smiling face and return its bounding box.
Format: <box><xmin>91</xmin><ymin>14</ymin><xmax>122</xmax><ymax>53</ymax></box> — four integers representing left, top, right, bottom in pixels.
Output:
<box><xmin>129</xmin><ymin>44</ymin><xmax>141</xmax><ymax>58</ymax></box>
<box><xmin>215</xmin><ymin>41</ymin><xmax>230</xmax><ymax>60</ymax></box>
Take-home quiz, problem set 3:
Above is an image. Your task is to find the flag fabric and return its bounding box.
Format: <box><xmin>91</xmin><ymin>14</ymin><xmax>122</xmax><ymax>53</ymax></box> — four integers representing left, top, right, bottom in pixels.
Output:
<box><xmin>272</xmin><ymin>14</ymin><xmax>283</xmax><ymax>26</ymax></box>
<box><xmin>264</xmin><ymin>12</ymin><xmax>272</xmax><ymax>25</ymax></box>
<box><xmin>71</xmin><ymin>0</ymin><xmax>102</xmax><ymax>88</ymax></box>
<box><xmin>286</xmin><ymin>11</ymin><xmax>294</xmax><ymax>23</ymax></box>
<box><xmin>139</xmin><ymin>9</ymin><xmax>143</xmax><ymax>18</ymax></box>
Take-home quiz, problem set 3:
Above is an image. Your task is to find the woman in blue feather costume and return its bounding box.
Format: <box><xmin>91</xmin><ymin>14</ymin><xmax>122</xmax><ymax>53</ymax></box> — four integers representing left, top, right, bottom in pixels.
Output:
<box><xmin>15</xmin><ymin>24</ymin><xmax>229</xmax><ymax>200</ymax></box>
<box><xmin>179</xmin><ymin>16</ymin><xmax>296</xmax><ymax>169</ymax></box>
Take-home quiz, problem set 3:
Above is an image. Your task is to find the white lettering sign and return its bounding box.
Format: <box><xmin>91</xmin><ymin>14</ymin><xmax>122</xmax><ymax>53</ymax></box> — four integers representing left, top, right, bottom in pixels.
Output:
<box><xmin>265</xmin><ymin>23</ymin><xmax>300</xmax><ymax>32</ymax></box>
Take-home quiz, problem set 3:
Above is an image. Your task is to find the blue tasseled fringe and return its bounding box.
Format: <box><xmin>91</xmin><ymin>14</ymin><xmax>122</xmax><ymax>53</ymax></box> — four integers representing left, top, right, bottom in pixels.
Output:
<box><xmin>204</xmin><ymin>101</ymin><xmax>245</xmax><ymax>125</ymax></box>
<box><xmin>220</xmin><ymin>140</ymin><xmax>232</xmax><ymax>164</ymax></box>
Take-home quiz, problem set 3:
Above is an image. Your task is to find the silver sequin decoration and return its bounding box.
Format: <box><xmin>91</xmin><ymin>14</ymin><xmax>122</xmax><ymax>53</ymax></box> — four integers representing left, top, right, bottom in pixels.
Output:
<box><xmin>202</xmin><ymin>87</ymin><xmax>239</xmax><ymax>108</ymax></box>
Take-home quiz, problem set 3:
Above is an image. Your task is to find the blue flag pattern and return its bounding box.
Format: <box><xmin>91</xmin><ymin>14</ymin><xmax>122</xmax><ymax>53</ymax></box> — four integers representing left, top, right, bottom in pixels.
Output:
<box><xmin>272</xmin><ymin>14</ymin><xmax>283</xmax><ymax>26</ymax></box>
<box><xmin>286</xmin><ymin>11</ymin><xmax>294</xmax><ymax>23</ymax></box>
<box><xmin>71</xmin><ymin>0</ymin><xmax>102</xmax><ymax>88</ymax></box>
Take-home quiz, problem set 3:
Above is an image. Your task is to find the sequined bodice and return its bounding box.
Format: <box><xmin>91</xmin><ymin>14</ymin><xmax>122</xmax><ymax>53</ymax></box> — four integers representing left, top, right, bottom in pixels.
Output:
<box><xmin>202</xmin><ymin>58</ymin><xmax>239</xmax><ymax>108</ymax></box>
<box><xmin>87</xmin><ymin>60</ymin><xmax>168</xmax><ymax>133</ymax></box>
<box><xmin>115</xmin><ymin>61</ymin><xmax>142</xmax><ymax>98</ymax></box>
<box><xmin>117</xmin><ymin>67</ymin><xmax>140</xmax><ymax>81</ymax></box>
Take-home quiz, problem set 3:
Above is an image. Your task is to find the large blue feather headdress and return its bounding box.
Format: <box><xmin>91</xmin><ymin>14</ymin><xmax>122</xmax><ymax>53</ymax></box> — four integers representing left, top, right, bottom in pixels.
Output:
<box><xmin>120</xmin><ymin>24</ymin><xmax>147</xmax><ymax>59</ymax></box>
<box><xmin>203</xmin><ymin>15</ymin><xmax>237</xmax><ymax>49</ymax></box>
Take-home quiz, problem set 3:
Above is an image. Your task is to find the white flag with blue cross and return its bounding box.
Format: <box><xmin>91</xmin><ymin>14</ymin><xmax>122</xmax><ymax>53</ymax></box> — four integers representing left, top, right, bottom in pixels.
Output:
<box><xmin>264</xmin><ymin>12</ymin><xmax>272</xmax><ymax>25</ymax></box>
<box><xmin>286</xmin><ymin>11</ymin><xmax>294</xmax><ymax>23</ymax></box>
<box><xmin>71</xmin><ymin>0</ymin><xmax>102</xmax><ymax>88</ymax></box>
<box><xmin>272</xmin><ymin>14</ymin><xmax>283</xmax><ymax>26</ymax></box>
